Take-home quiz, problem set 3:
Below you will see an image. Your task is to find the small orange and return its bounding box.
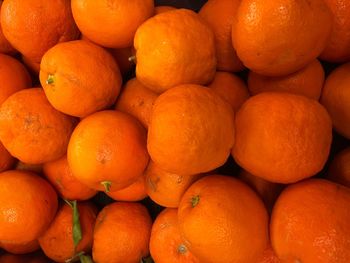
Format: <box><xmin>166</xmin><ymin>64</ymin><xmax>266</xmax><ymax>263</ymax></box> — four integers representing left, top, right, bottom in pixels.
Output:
<box><xmin>40</xmin><ymin>40</ymin><xmax>122</xmax><ymax>118</ymax></box>
<box><xmin>326</xmin><ymin>147</ymin><xmax>350</xmax><ymax>187</ymax></box>
<box><xmin>271</xmin><ymin>179</ymin><xmax>350</xmax><ymax>262</ymax></box>
<box><xmin>71</xmin><ymin>0</ymin><xmax>154</xmax><ymax>48</ymax></box>
<box><xmin>320</xmin><ymin>62</ymin><xmax>350</xmax><ymax>139</ymax></box>
<box><xmin>67</xmin><ymin>110</ymin><xmax>149</xmax><ymax>192</ymax></box>
<box><xmin>248</xmin><ymin>59</ymin><xmax>325</xmax><ymax>100</ymax></box>
<box><xmin>145</xmin><ymin>161</ymin><xmax>202</xmax><ymax>208</ymax></box>
<box><xmin>106</xmin><ymin>174</ymin><xmax>147</xmax><ymax>202</ymax></box>
<box><xmin>0</xmin><ymin>88</ymin><xmax>76</xmax><ymax>164</ymax></box>
<box><xmin>0</xmin><ymin>142</ymin><xmax>14</xmax><ymax>173</ymax></box>
<box><xmin>0</xmin><ymin>170</ymin><xmax>58</xmax><ymax>244</ymax></box>
<box><xmin>199</xmin><ymin>0</ymin><xmax>245</xmax><ymax>72</ymax></box>
<box><xmin>42</xmin><ymin>154</ymin><xmax>97</xmax><ymax>201</ymax></box>
<box><xmin>0</xmin><ymin>53</ymin><xmax>31</xmax><ymax>105</ymax></box>
<box><xmin>207</xmin><ymin>71</ymin><xmax>249</xmax><ymax>112</ymax></box>
<box><xmin>150</xmin><ymin>208</ymin><xmax>199</xmax><ymax>263</ymax></box>
<box><xmin>232</xmin><ymin>0</ymin><xmax>333</xmax><ymax>76</ymax></box>
<box><xmin>233</xmin><ymin>92</ymin><xmax>332</xmax><ymax>183</ymax></box>
<box><xmin>0</xmin><ymin>0</ymin><xmax>15</xmax><ymax>54</ymax></box>
<box><xmin>1</xmin><ymin>0</ymin><xmax>79</xmax><ymax>63</ymax></box>
<box><xmin>0</xmin><ymin>239</ymin><xmax>39</xmax><ymax>254</ymax></box>
<box><xmin>115</xmin><ymin>78</ymin><xmax>158</xmax><ymax>128</ymax></box>
<box><xmin>147</xmin><ymin>84</ymin><xmax>235</xmax><ymax>175</ymax></box>
<box><xmin>154</xmin><ymin>5</ymin><xmax>176</xmax><ymax>14</ymax></box>
<box><xmin>134</xmin><ymin>9</ymin><xmax>216</xmax><ymax>93</ymax></box>
<box><xmin>178</xmin><ymin>174</ymin><xmax>269</xmax><ymax>263</ymax></box>
<box><xmin>39</xmin><ymin>202</ymin><xmax>97</xmax><ymax>263</ymax></box>
<box><xmin>92</xmin><ymin>202</ymin><xmax>152</xmax><ymax>263</ymax></box>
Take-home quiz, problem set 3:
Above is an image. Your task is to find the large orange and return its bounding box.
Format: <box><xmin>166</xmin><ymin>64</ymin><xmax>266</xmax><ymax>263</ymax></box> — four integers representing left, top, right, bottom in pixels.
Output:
<box><xmin>147</xmin><ymin>84</ymin><xmax>235</xmax><ymax>175</ymax></box>
<box><xmin>178</xmin><ymin>174</ymin><xmax>269</xmax><ymax>263</ymax></box>
<box><xmin>248</xmin><ymin>59</ymin><xmax>325</xmax><ymax>100</ymax></box>
<box><xmin>0</xmin><ymin>88</ymin><xmax>76</xmax><ymax>164</ymax></box>
<box><xmin>0</xmin><ymin>53</ymin><xmax>31</xmax><ymax>105</ymax></box>
<box><xmin>150</xmin><ymin>208</ymin><xmax>199</xmax><ymax>263</ymax></box>
<box><xmin>71</xmin><ymin>0</ymin><xmax>154</xmax><ymax>48</ymax></box>
<box><xmin>134</xmin><ymin>9</ymin><xmax>216</xmax><ymax>93</ymax></box>
<box><xmin>92</xmin><ymin>202</ymin><xmax>152</xmax><ymax>263</ymax></box>
<box><xmin>1</xmin><ymin>0</ymin><xmax>79</xmax><ymax>63</ymax></box>
<box><xmin>38</xmin><ymin>202</ymin><xmax>97</xmax><ymax>262</ymax></box>
<box><xmin>232</xmin><ymin>0</ymin><xmax>333</xmax><ymax>76</ymax></box>
<box><xmin>233</xmin><ymin>92</ymin><xmax>332</xmax><ymax>183</ymax></box>
<box><xmin>320</xmin><ymin>62</ymin><xmax>350</xmax><ymax>139</ymax></box>
<box><xmin>0</xmin><ymin>0</ymin><xmax>15</xmax><ymax>54</ymax></box>
<box><xmin>67</xmin><ymin>110</ymin><xmax>149</xmax><ymax>192</ymax></box>
<box><xmin>326</xmin><ymin>147</ymin><xmax>350</xmax><ymax>187</ymax></box>
<box><xmin>0</xmin><ymin>170</ymin><xmax>58</xmax><ymax>244</ymax></box>
<box><xmin>199</xmin><ymin>0</ymin><xmax>244</xmax><ymax>72</ymax></box>
<box><xmin>0</xmin><ymin>239</ymin><xmax>39</xmax><ymax>254</ymax></box>
<box><xmin>271</xmin><ymin>179</ymin><xmax>350</xmax><ymax>262</ymax></box>
<box><xmin>40</xmin><ymin>40</ymin><xmax>122</xmax><ymax>118</ymax></box>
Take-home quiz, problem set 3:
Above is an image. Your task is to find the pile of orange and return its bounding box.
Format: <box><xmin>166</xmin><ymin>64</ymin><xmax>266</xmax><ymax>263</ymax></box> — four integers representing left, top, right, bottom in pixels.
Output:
<box><xmin>0</xmin><ymin>0</ymin><xmax>349</xmax><ymax>262</ymax></box>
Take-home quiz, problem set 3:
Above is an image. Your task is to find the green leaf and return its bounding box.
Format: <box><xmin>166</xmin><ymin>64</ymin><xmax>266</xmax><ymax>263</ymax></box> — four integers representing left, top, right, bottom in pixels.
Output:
<box><xmin>101</xmin><ymin>181</ymin><xmax>112</xmax><ymax>193</ymax></box>
<box><xmin>80</xmin><ymin>254</ymin><xmax>94</xmax><ymax>263</ymax></box>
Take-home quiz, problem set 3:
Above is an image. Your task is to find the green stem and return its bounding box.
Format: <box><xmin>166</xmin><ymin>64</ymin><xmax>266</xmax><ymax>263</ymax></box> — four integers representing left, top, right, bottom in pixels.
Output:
<box><xmin>101</xmin><ymin>181</ymin><xmax>112</xmax><ymax>193</ymax></box>
<box><xmin>80</xmin><ymin>254</ymin><xmax>94</xmax><ymax>263</ymax></box>
<box><xmin>128</xmin><ymin>55</ymin><xmax>136</xmax><ymax>63</ymax></box>
<box><xmin>46</xmin><ymin>74</ymin><xmax>55</xmax><ymax>85</ymax></box>
<box><xmin>191</xmin><ymin>195</ymin><xmax>200</xmax><ymax>208</ymax></box>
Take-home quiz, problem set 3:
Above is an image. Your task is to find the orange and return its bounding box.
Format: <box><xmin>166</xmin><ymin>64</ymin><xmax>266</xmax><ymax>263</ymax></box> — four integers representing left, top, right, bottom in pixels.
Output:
<box><xmin>0</xmin><ymin>53</ymin><xmax>31</xmax><ymax>105</ymax></box>
<box><xmin>40</xmin><ymin>40</ymin><xmax>122</xmax><ymax>118</ymax></box>
<box><xmin>0</xmin><ymin>0</ymin><xmax>79</xmax><ymax>63</ymax></box>
<box><xmin>326</xmin><ymin>147</ymin><xmax>350</xmax><ymax>187</ymax></box>
<box><xmin>150</xmin><ymin>208</ymin><xmax>199</xmax><ymax>263</ymax></box>
<box><xmin>257</xmin><ymin>246</ymin><xmax>281</xmax><ymax>263</ymax></box>
<box><xmin>178</xmin><ymin>174</ymin><xmax>269</xmax><ymax>263</ymax></box>
<box><xmin>71</xmin><ymin>0</ymin><xmax>154</xmax><ymax>48</ymax></box>
<box><xmin>147</xmin><ymin>84</ymin><xmax>235</xmax><ymax>175</ymax></box>
<box><xmin>232</xmin><ymin>0</ymin><xmax>333</xmax><ymax>76</ymax></box>
<box><xmin>238</xmin><ymin>170</ymin><xmax>284</xmax><ymax>213</ymax></box>
<box><xmin>67</xmin><ymin>110</ymin><xmax>149</xmax><ymax>192</ymax></box>
<box><xmin>321</xmin><ymin>62</ymin><xmax>350</xmax><ymax>139</ymax></box>
<box><xmin>154</xmin><ymin>5</ymin><xmax>176</xmax><ymax>14</ymax></box>
<box><xmin>0</xmin><ymin>239</ymin><xmax>39</xmax><ymax>254</ymax></box>
<box><xmin>0</xmin><ymin>252</ymin><xmax>51</xmax><ymax>263</ymax></box>
<box><xmin>42</xmin><ymin>154</ymin><xmax>97</xmax><ymax>201</ymax></box>
<box><xmin>21</xmin><ymin>55</ymin><xmax>40</xmax><ymax>75</ymax></box>
<box><xmin>134</xmin><ymin>9</ymin><xmax>216</xmax><ymax>93</ymax></box>
<box><xmin>145</xmin><ymin>161</ymin><xmax>202</xmax><ymax>208</ymax></box>
<box><xmin>248</xmin><ymin>59</ymin><xmax>325</xmax><ymax>100</ymax></box>
<box><xmin>115</xmin><ymin>78</ymin><xmax>158</xmax><ymax>128</ymax></box>
<box><xmin>199</xmin><ymin>0</ymin><xmax>245</xmax><ymax>72</ymax></box>
<box><xmin>271</xmin><ymin>179</ymin><xmax>350</xmax><ymax>262</ymax></box>
<box><xmin>0</xmin><ymin>88</ymin><xmax>76</xmax><ymax>164</ymax></box>
<box><xmin>0</xmin><ymin>170</ymin><xmax>58</xmax><ymax>244</ymax></box>
<box><xmin>39</xmin><ymin>202</ymin><xmax>97</xmax><ymax>263</ymax></box>
<box><xmin>233</xmin><ymin>92</ymin><xmax>332</xmax><ymax>183</ymax></box>
<box><xmin>0</xmin><ymin>142</ymin><xmax>14</xmax><ymax>173</ymax></box>
<box><xmin>207</xmin><ymin>71</ymin><xmax>249</xmax><ymax>112</ymax></box>
<box><xmin>320</xmin><ymin>0</ymin><xmax>350</xmax><ymax>62</ymax></box>
<box><xmin>0</xmin><ymin>0</ymin><xmax>15</xmax><ymax>54</ymax></box>
<box><xmin>110</xmin><ymin>47</ymin><xmax>135</xmax><ymax>76</ymax></box>
<box><xmin>106</xmin><ymin>174</ymin><xmax>147</xmax><ymax>202</ymax></box>
<box><xmin>92</xmin><ymin>202</ymin><xmax>152</xmax><ymax>263</ymax></box>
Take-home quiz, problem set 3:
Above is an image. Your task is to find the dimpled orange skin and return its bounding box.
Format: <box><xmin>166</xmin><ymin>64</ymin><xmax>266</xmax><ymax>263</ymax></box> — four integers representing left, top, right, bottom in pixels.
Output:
<box><xmin>147</xmin><ymin>84</ymin><xmax>235</xmax><ymax>175</ymax></box>
<box><xmin>178</xmin><ymin>174</ymin><xmax>269</xmax><ymax>263</ymax></box>
<box><xmin>326</xmin><ymin>147</ymin><xmax>350</xmax><ymax>187</ymax></box>
<box><xmin>106</xmin><ymin>174</ymin><xmax>147</xmax><ymax>202</ymax></box>
<box><xmin>232</xmin><ymin>0</ymin><xmax>333</xmax><ymax>76</ymax></box>
<box><xmin>42</xmin><ymin>155</ymin><xmax>97</xmax><ymax>201</ymax></box>
<box><xmin>115</xmin><ymin>78</ymin><xmax>158</xmax><ymax>128</ymax></box>
<box><xmin>320</xmin><ymin>62</ymin><xmax>350</xmax><ymax>139</ymax></box>
<box><xmin>0</xmin><ymin>88</ymin><xmax>76</xmax><ymax>164</ymax></box>
<box><xmin>71</xmin><ymin>0</ymin><xmax>154</xmax><ymax>48</ymax></box>
<box><xmin>154</xmin><ymin>5</ymin><xmax>176</xmax><ymax>14</ymax></box>
<box><xmin>0</xmin><ymin>0</ymin><xmax>79</xmax><ymax>63</ymax></box>
<box><xmin>248</xmin><ymin>59</ymin><xmax>325</xmax><ymax>100</ymax></box>
<box><xmin>40</xmin><ymin>40</ymin><xmax>122</xmax><ymax>118</ymax></box>
<box><xmin>67</xmin><ymin>110</ymin><xmax>149</xmax><ymax>192</ymax></box>
<box><xmin>207</xmin><ymin>71</ymin><xmax>249</xmax><ymax>112</ymax></box>
<box><xmin>39</xmin><ymin>202</ymin><xmax>97</xmax><ymax>263</ymax></box>
<box><xmin>92</xmin><ymin>202</ymin><xmax>152</xmax><ymax>263</ymax></box>
<box><xmin>0</xmin><ymin>142</ymin><xmax>15</xmax><ymax>172</ymax></box>
<box><xmin>271</xmin><ymin>179</ymin><xmax>350</xmax><ymax>262</ymax></box>
<box><xmin>145</xmin><ymin>161</ymin><xmax>202</xmax><ymax>208</ymax></box>
<box><xmin>0</xmin><ymin>170</ymin><xmax>58</xmax><ymax>244</ymax></box>
<box><xmin>0</xmin><ymin>54</ymin><xmax>31</xmax><ymax>105</ymax></box>
<box><xmin>150</xmin><ymin>208</ymin><xmax>200</xmax><ymax>263</ymax></box>
<box><xmin>199</xmin><ymin>0</ymin><xmax>245</xmax><ymax>72</ymax></box>
<box><xmin>257</xmin><ymin>246</ymin><xmax>281</xmax><ymax>263</ymax></box>
<box><xmin>0</xmin><ymin>239</ymin><xmax>40</xmax><ymax>254</ymax></box>
<box><xmin>233</xmin><ymin>92</ymin><xmax>332</xmax><ymax>184</ymax></box>
<box><xmin>320</xmin><ymin>0</ymin><xmax>350</xmax><ymax>62</ymax></box>
<box><xmin>134</xmin><ymin>9</ymin><xmax>216</xmax><ymax>93</ymax></box>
